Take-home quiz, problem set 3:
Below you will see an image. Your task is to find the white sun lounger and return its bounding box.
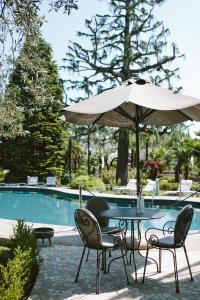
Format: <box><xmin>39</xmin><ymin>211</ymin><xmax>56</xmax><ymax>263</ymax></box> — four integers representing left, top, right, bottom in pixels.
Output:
<box><xmin>46</xmin><ymin>176</ymin><xmax>56</xmax><ymax>186</ymax></box>
<box><xmin>113</xmin><ymin>179</ymin><xmax>137</xmax><ymax>194</ymax></box>
<box><xmin>164</xmin><ymin>179</ymin><xmax>195</xmax><ymax>197</ymax></box>
<box><xmin>142</xmin><ymin>180</ymin><xmax>156</xmax><ymax>197</ymax></box>
<box><xmin>27</xmin><ymin>176</ymin><xmax>38</xmax><ymax>186</ymax></box>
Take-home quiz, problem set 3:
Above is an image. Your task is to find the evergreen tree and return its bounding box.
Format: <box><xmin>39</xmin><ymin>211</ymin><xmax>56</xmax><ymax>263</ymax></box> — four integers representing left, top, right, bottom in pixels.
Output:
<box><xmin>63</xmin><ymin>0</ymin><xmax>182</xmax><ymax>185</ymax></box>
<box><xmin>1</xmin><ymin>36</ymin><xmax>66</xmax><ymax>182</ymax></box>
<box><xmin>0</xmin><ymin>0</ymin><xmax>78</xmax><ymax>138</ymax></box>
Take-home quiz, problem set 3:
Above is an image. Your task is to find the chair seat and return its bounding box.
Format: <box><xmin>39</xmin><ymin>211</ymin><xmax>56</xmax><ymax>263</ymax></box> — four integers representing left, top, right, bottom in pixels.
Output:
<box><xmin>101</xmin><ymin>234</ymin><xmax>122</xmax><ymax>248</ymax></box>
<box><xmin>150</xmin><ymin>235</ymin><xmax>182</xmax><ymax>249</ymax></box>
<box><xmin>125</xmin><ymin>236</ymin><xmax>147</xmax><ymax>250</ymax></box>
<box><xmin>101</xmin><ymin>226</ymin><xmax>123</xmax><ymax>234</ymax></box>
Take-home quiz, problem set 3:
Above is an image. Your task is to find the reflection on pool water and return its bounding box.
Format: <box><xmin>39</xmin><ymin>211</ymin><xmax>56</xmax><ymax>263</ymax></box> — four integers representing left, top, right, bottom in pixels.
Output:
<box><xmin>0</xmin><ymin>190</ymin><xmax>199</xmax><ymax>231</ymax></box>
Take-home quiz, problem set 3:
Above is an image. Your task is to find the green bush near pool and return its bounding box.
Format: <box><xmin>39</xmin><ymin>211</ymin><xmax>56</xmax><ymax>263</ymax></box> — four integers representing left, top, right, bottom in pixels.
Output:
<box><xmin>159</xmin><ymin>179</ymin><xmax>179</xmax><ymax>191</ymax></box>
<box><xmin>70</xmin><ymin>175</ymin><xmax>106</xmax><ymax>193</ymax></box>
<box><xmin>0</xmin><ymin>219</ymin><xmax>39</xmax><ymax>299</ymax></box>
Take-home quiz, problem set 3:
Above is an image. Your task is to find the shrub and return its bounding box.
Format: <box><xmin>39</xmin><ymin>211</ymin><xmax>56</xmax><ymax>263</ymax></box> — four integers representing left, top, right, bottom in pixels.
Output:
<box><xmin>144</xmin><ymin>160</ymin><xmax>163</xmax><ymax>180</ymax></box>
<box><xmin>0</xmin><ymin>247</ymin><xmax>13</xmax><ymax>267</ymax></box>
<box><xmin>10</xmin><ymin>219</ymin><xmax>38</xmax><ymax>258</ymax></box>
<box><xmin>159</xmin><ymin>179</ymin><xmax>169</xmax><ymax>190</ymax></box>
<box><xmin>102</xmin><ymin>169</ymin><xmax>116</xmax><ymax>187</ymax></box>
<box><xmin>160</xmin><ymin>179</ymin><xmax>179</xmax><ymax>191</ymax></box>
<box><xmin>0</xmin><ymin>219</ymin><xmax>39</xmax><ymax>300</ymax></box>
<box><xmin>0</xmin><ymin>247</ymin><xmax>38</xmax><ymax>300</ymax></box>
<box><xmin>70</xmin><ymin>175</ymin><xmax>106</xmax><ymax>192</ymax></box>
<box><xmin>0</xmin><ymin>169</ymin><xmax>9</xmax><ymax>183</ymax></box>
<box><xmin>128</xmin><ymin>169</ymin><xmax>136</xmax><ymax>181</ymax></box>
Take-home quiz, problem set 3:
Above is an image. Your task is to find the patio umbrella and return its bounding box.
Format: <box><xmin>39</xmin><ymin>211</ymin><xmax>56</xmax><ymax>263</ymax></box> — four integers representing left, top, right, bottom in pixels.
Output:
<box><xmin>62</xmin><ymin>78</ymin><xmax>200</xmax><ymax>194</ymax></box>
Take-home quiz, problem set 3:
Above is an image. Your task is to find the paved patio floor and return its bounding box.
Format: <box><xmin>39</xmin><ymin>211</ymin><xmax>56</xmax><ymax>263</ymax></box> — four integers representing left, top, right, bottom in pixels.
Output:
<box><xmin>28</xmin><ymin>229</ymin><xmax>200</xmax><ymax>300</ymax></box>
<box><xmin>1</xmin><ymin>186</ymin><xmax>200</xmax><ymax>299</ymax></box>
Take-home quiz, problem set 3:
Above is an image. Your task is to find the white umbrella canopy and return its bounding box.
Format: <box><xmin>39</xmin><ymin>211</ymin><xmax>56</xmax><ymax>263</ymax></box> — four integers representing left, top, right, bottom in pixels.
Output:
<box><xmin>62</xmin><ymin>78</ymin><xmax>200</xmax><ymax>194</ymax></box>
<box><xmin>63</xmin><ymin>78</ymin><xmax>200</xmax><ymax>126</ymax></box>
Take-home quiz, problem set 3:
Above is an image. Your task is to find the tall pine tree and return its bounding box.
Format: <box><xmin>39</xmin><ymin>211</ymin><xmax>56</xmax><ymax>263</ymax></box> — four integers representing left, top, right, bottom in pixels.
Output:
<box><xmin>63</xmin><ymin>0</ymin><xmax>183</xmax><ymax>185</ymax></box>
<box><xmin>1</xmin><ymin>36</ymin><xmax>66</xmax><ymax>182</ymax></box>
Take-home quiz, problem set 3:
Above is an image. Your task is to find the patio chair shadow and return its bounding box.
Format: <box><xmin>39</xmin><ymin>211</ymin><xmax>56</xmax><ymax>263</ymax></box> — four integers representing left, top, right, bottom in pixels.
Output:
<box><xmin>138</xmin><ymin>248</ymin><xmax>200</xmax><ymax>295</ymax></box>
<box><xmin>30</xmin><ymin>243</ymin><xmax>200</xmax><ymax>299</ymax></box>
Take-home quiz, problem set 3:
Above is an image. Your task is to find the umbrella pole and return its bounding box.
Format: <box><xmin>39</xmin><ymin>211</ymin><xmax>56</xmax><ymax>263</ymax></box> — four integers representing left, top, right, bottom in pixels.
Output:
<box><xmin>135</xmin><ymin>105</ymin><xmax>140</xmax><ymax>196</ymax></box>
<box><xmin>79</xmin><ymin>185</ymin><xmax>82</xmax><ymax>208</ymax></box>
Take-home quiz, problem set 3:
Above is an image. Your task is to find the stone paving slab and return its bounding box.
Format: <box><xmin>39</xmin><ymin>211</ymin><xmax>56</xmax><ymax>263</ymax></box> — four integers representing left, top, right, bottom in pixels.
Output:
<box><xmin>29</xmin><ymin>231</ymin><xmax>200</xmax><ymax>300</ymax></box>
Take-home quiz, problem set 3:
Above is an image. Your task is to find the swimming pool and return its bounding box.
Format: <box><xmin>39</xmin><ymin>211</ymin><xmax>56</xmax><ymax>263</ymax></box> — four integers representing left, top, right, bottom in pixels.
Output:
<box><xmin>0</xmin><ymin>190</ymin><xmax>200</xmax><ymax>230</ymax></box>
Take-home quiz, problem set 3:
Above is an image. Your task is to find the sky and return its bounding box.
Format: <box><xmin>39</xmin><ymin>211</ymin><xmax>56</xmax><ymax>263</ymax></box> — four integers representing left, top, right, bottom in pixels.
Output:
<box><xmin>41</xmin><ymin>0</ymin><xmax>200</xmax><ymax>135</ymax></box>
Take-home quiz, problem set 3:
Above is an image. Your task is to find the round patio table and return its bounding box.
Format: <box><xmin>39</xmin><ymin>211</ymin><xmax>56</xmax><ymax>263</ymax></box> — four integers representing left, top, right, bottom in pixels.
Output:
<box><xmin>100</xmin><ymin>207</ymin><xmax>164</xmax><ymax>282</ymax></box>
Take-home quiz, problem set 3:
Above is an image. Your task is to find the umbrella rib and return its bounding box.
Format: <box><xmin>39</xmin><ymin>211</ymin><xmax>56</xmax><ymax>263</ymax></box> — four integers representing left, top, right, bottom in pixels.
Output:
<box><xmin>141</xmin><ymin>109</ymin><xmax>193</xmax><ymax>122</ymax></box>
<box><xmin>178</xmin><ymin>110</ymin><xmax>193</xmax><ymax>121</ymax></box>
<box><xmin>114</xmin><ymin>107</ymin><xmax>155</xmax><ymax>124</ymax></box>
<box><xmin>92</xmin><ymin>113</ymin><xmax>105</xmax><ymax>124</ymax></box>
<box><xmin>114</xmin><ymin>107</ymin><xmax>135</xmax><ymax>123</ymax></box>
<box><xmin>140</xmin><ymin>108</ymin><xmax>155</xmax><ymax>121</ymax></box>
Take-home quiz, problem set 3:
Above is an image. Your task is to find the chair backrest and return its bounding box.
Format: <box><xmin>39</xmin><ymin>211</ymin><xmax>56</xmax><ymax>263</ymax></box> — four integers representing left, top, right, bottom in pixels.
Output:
<box><xmin>126</xmin><ymin>179</ymin><xmax>137</xmax><ymax>189</ymax></box>
<box><xmin>74</xmin><ymin>208</ymin><xmax>102</xmax><ymax>249</ymax></box>
<box><xmin>174</xmin><ymin>204</ymin><xmax>194</xmax><ymax>246</ymax></box>
<box><xmin>179</xmin><ymin>180</ymin><xmax>193</xmax><ymax>192</ymax></box>
<box><xmin>85</xmin><ymin>197</ymin><xmax>109</xmax><ymax>227</ymax></box>
<box><xmin>46</xmin><ymin>176</ymin><xmax>56</xmax><ymax>186</ymax></box>
<box><xmin>27</xmin><ymin>176</ymin><xmax>38</xmax><ymax>186</ymax></box>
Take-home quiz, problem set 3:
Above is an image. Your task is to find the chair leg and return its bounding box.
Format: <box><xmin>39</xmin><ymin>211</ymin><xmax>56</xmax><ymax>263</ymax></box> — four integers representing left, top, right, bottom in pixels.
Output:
<box><xmin>75</xmin><ymin>245</ymin><xmax>86</xmax><ymax>283</ymax></box>
<box><xmin>96</xmin><ymin>250</ymin><xmax>101</xmax><ymax>294</ymax></box>
<box><xmin>120</xmin><ymin>246</ymin><xmax>129</xmax><ymax>284</ymax></box>
<box><xmin>173</xmin><ymin>249</ymin><xmax>179</xmax><ymax>293</ymax></box>
<box><xmin>158</xmin><ymin>248</ymin><xmax>162</xmax><ymax>273</ymax></box>
<box><xmin>86</xmin><ymin>248</ymin><xmax>90</xmax><ymax>261</ymax></box>
<box><xmin>183</xmin><ymin>245</ymin><xmax>193</xmax><ymax>281</ymax></box>
<box><xmin>142</xmin><ymin>245</ymin><xmax>150</xmax><ymax>283</ymax></box>
<box><xmin>101</xmin><ymin>250</ymin><xmax>107</xmax><ymax>274</ymax></box>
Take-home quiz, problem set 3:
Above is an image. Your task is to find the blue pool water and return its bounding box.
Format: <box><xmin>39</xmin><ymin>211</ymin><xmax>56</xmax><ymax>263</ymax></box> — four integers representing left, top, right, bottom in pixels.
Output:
<box><xmin>0</xmin><ymin>190</ymin><xmax>200</xmax><ymax>230</ymax></box>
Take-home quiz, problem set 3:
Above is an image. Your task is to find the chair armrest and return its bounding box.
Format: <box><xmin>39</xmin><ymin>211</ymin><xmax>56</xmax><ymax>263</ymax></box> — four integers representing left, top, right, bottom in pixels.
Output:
<box><xmin>113</xmin><ymin>220</ymin><xmax>128</xmax><ymax>244</ymax></box>
<box><xmin>162</xmin><ymin>220</ymin><xmax>175</xmax><ymax>235</ymax></box>
<box><xmin>144</xmin><ymin>226</ymin><xmax>174</xmax><ymax>243</ymax></box>
<box><xmin>144</xmin><ymin>227</ymin><xmax>164</xmax><ymax>243</ymax></box>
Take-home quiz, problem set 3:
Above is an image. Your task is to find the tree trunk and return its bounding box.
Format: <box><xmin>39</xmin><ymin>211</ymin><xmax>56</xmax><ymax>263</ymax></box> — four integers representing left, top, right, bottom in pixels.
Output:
<box><xmin>68</xmin><ymin>137</ymin><xmax>72</xmax><ymax>179</ymax></box>
<box><xmin>174</xmin><ymin>160</ymin><xmax>182</xmax><ymax>182</ymax></box>
<box><xmin>130</xmin><ymin>149</ymin><xmax>134</xmax><ymax>169</ymax></box>
<box><xmin>98</xmin><ymin>155</ymin><xmax>102</xmax><ymax>177</ymax></box>
<box><xmin>184</xmin><ymin>163</ymin><xmax>189</xmax><ymax>179</ymax></box>
<box><xmin>145</xmin><ymin>139</ymin><xmax>149</xmax><ymax>161</ymax></box>
<box><xmin>104</xmin><ymin>154</ymin><xmax>109</xmax><ymax>170</ymax></box>
<box><xmin>116</xmin><ymin>129</ymin><xmax>129</xmax><ymax>185</ymax></box>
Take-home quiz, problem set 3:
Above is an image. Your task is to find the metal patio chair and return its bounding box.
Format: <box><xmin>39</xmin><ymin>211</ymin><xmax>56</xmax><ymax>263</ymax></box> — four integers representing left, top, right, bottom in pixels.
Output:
<box><xmin>74</xmin><ymin>208</ymin><xmax>129</xmax><ymax>294</ymax></box>
<box><xmin>85</xmin><ymin>196</ymin><xmax>127</xmax><ymax>261</ymax></box>
<box><xmin>85</xmin><ymin>196</ymin><xmax>126</xmax><ymax>235</ymax></box>
<box><xmin>142</xmin><ymin>204</ymin><xmax>194</xmax><ymax>293</ymax></box>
